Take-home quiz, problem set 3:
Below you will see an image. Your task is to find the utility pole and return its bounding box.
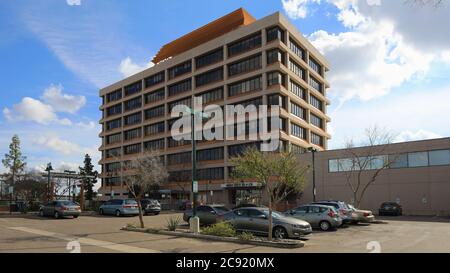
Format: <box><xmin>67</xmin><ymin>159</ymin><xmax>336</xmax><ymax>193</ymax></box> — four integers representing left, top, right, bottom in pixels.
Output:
<box><xmin>45</xmin><ymin>163</ymin><xmax>53</xmax><ymax>202</ymax></box>
<box><xmin>308</xmin><ymin>147</ymin><xmax>317</xmax><ymax>202</ymax></box>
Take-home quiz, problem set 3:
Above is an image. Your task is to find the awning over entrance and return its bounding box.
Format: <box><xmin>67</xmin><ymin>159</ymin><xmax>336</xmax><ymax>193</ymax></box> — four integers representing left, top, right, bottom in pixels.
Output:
<box><xmin>221</xmin><ymin>182</ymin><xmax>263</xmax><ymax>189</ymax></box>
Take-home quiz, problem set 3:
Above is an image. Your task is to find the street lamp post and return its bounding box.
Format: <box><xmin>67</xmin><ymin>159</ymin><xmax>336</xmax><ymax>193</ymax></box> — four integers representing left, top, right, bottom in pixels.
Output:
<box><xmin>308</xmin><ymin>147</ymin><xmax>317</xmax><ymax>202</ymax></box>
<box><xmin>45</xmin><ymin>163</ymin><xmax>53</xmax><ymax>202</ymax></box>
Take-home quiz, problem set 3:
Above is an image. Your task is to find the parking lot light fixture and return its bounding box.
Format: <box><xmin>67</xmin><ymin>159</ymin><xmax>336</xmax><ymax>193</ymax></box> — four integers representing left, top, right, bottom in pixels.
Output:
<box><xmin>307</xmin><ymin>147</ymin><xmax>317</xmax><ymax>202</ymax></box>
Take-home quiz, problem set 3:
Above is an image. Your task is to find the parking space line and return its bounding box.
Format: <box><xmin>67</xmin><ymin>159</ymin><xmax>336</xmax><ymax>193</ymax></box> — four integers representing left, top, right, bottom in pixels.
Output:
<box><xmin>8</xmin><ymin>226</ymin><xmax>160</xmax><ymax>253</ymax></box>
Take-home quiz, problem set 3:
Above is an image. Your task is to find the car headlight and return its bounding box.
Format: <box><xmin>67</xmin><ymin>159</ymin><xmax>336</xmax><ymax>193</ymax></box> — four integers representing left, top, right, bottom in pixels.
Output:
<box><xmin>292</xmin><ymin>224</ymin><xmax>310</xmax><ymax>229</ymax></box>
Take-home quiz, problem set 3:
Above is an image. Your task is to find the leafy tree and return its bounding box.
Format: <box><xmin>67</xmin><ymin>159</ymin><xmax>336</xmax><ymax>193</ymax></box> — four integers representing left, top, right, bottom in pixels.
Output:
<box><xmin>231</xmin><ymin>148</ymin><xmax>309</xmax><ymax>240</ymax></box>
<box><xmin>79</xmin><ymin>154</ymin><xmax>98</xmax><ymax>202</ymax></box>
<box><xmin>2</xmin><ymin>135</ymin><xmax>27</xmax><ymax>193</ymax></box>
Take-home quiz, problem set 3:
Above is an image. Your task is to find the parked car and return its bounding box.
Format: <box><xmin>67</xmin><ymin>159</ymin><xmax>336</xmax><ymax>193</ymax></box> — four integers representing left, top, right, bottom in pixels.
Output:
<box><xmin>311</xmin><ymin>201</ymin><xmax>353</xmax><ymax>224</ymax></box>
<box><xmin>183</xmin><ymin>204</ymin><xmax>230</xmax><ymax>225</ymax></box>
<box><xmin>99</xmin><ymin>199</ymin><xmax>139</xmax><ymax>217</ymax></box>
<box><xmin>285</xmin><ymin>204</ymin><xmax>342</xmax><ymax>231</ymax></box>
<box><xmin>220</xmin><ymin>207</ymin><xmax>312</xmax><ymax>239</ymax></box>
<box><xmin>379</xmin><ymin>202</ymin><xmax>403</xmax><ymax>216</ymax></box>
<box><xmin>39</xmin><ymin>200</ymin><xmax>81</xmax><ymax>219</ymax></box>
<box><xmin>232</xmin><ymin>203</ymin><xmax>267</xmax><ymax>210</ymax></box>
<box><xmin>347</xmin><ymin>204</ymin><xmax>375</xmax><ymax>223</ymax></box>
<box><xmin>140</xmin><ymin>199</ymin><xmax>161</xmax><ymax>215</ymax></box>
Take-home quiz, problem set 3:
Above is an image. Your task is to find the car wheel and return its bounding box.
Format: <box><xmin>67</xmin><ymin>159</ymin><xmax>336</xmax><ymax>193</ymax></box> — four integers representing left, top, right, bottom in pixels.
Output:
<box><xmin>115</xmin><ymin>210</ymin><xmax>121</xmax><ymax>217</ymax></box>
<box><xmin>319</xmin><ymin>221</ymin><xmax>331</xmax><ymax>231</ymax></box>
<box><xmin>273</xmin><ymin>226</ymin><xmax>288</xmax><ymax>239</ymax></box>
<box><xmin>73</xmin><ymin>215</ymin><xmax>78</xmax><ymax>219</ymax></box>
<box><xmin>54</xmin><ymin>211</ymin><xmax>60</xmax><ymax>219</ymax></box>
<box><xmin>154</xmin><ymin>212</ymin><xmax>160</xmax><ymax>215</ymax></box>
<box><xmin>39</xmin><ymin>210</ymin><xmax>44</xmax><ymax>217</ymax></box>
<box><xmin>99</xmin><ymin>209</ymin><xmax>104</xmax><ymax>215</ymax></box>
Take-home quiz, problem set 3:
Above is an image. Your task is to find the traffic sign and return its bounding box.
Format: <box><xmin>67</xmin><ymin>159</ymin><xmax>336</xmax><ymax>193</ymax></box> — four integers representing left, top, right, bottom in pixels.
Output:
<box><xmin>192</xmin><ymin>181</ymin><xmax>198</xmax><ymax>193</ymax></box>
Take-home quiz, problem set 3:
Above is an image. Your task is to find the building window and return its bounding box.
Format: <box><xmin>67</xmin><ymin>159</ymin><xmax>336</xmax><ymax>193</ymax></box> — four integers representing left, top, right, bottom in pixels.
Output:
<box><xmin>168</xmin><ymin>97</ymin><xmax>192</xmax><ymax>112</ymax></box>
<box><xmin>106</xmin><ymin>89</ymin><xmax>122</xmax><ymax>103</ymax></box>
<box><xmin>124</xmin><ymin>112</ymin><xmax>142</xmax><ymax>126</ymax></box>
<box><xmin>390</xmin><ymin>153</ymin><xmax>408</xmax><ymax>168</ymax></box>
<box><xmin>106</xmin><ymin>118</ymin><xmax>121</xmax><ymax>131</ymax></box>
<box><xmin>328</xmin><ymin>159</ymin><xmax>339</xmax><ymax>172</ymax></box>
<box><xmin>144</xmin><ymin>138</ymin><xmax>165</xmax><ymax>151</ymax></box>
<box><xmin>198</xmin><ymin>87</ymin><xmax>223</xmax><ymax>104</ymax></box>
<box><xmin>124</xmin><ymin>128</ymin><xmax>141</xmax><ymax>141</ymax></box>
<box><xmin>168</xmin><ymin>60</ymin><xmax>192</xmax><ymax>80</ymax></box>
<box><xmin>105</xmin><ymin>177</ymin><xmax>121</xmax><ymax>186</ymax></box>
<box><xmin>195</xmin><ymin>47</ymin><xmax>223</xmax><ymax>69</ymax></box>
<box><xmin>106</xmin><ymin>103</ymin><xmax>122</xmax><ymax>117</ymax></box>
<box><xmin>168</xmin><ymin>152</ymin><xmax>191</xmax><ymax>165</ymax></box>
<box><xmin>428</xmin><ymin>149</ymin><xmax>450</xmax><ymax>166</ymax></box>
<box><xmin>145</xmin><ymin>71</ymin><xmax>165</xmax><ymax>88</ymax></box>
<box><xmin>268</xmin><ymin>94</ymin><xmax>286</xmax><ymax>109</ymax></box>
<box><xmin>195</xmin><ymin>67</ymin><xmax>223</xmax><ymax>87</ymax></box>
<box><xmin>124</xmin><ymin>96</ymin><xmax>142</xmax><ymax>112</ymax></box>
<box><xmin>144</xmin><ymin>88</ymin><xmax>165</xmax><ymax>104</ymax></box>
<box><xmin>168</xmin><ymin>78</ymin><xmax>192</xmax><ymax>97</ymax></box>
<box><xmin>310</xmin><ymin>113</ymin><xmax>323</xmax><ymax>129</ymax></box>
<box><xmin>228</xmin><ymin>54</ymin><xmax>262</xmax><ymax>77</ymax></box>
<box><xmin>228</xmin><ymin>76</ymin><xmax>262</xmax><ymax>97</ymax></box>
<box><xmin>311</xmin><ymin>132</ymin><xmax>323</xmax><ymax>146</ymax></box>
<box><xmin>144</xmin><ymin>122</ymin><xmax>165</xmax><ymax>136</ymax></box>
<box><xmin>290</xmin><ymin>102</ymin><xmax>306</xmax><ymax>120</ymax></box>
<box><xmin>197</xmin><ymin>147</ymin><xmax>224</xmax><ymax>161</ymax></box>
<box><xmin>408</xmin><ymin>151</ymin><xmax>429</xmax><ymax>167</ymax></box>
<box><xmin>310</xmin><ymin>94</ymin><xmax>323</xmax><ymax>111</ymax></box>
<box><xmin>232</xmin><ymin>97</ymin><xmax>263</xmax><ymax>108</ymax></box>
<box><xmin>267</xmin><ymin>71</ymin><xmax>285</xmax><ymax>87</ymax></box>
<box><xmin>144</xmin><ymin>105</ymin><xmax>165</xmax><ymax>120</ymax></box>
<box><xmin>228</xmin><ymin>32</ymin><xmax>262</xmax><ymax>57</ymax></box>
<box><xmin>169</xmin><ymin>170</ymin><xmax>192</xmax><ymax>182</ymax></box>
<box><xmin>124</xmin><ymin>143</ymin><xmax>141</xmax><ymax>155</ymax></box>
<box><xmin>289</xmin><ymin>38</ymin><xmax>305</xmax><ymax>60</ymax></box>
<box><xmin>266</xmin><ymin>26</ymin><xmax>285</xmax><ymax>43</ymax></box>
<box><xmin>228</xmin><ymin>142</ymin><xmax>261</xmax><ymax>158</ymax></box>
<box><xmin>105</xmin><ymin>147</ymin><xmax>121</xmax><ymax>158</ymax></box>
<box><xmin>167</xmin><ymin>136</ymin><xmax>191</xmax><ymax>148</ymax></box>
<box><xmin>291</xmin><ymin>144</ymin><xmax>306</xmax><ymax>154</ymax></box>
<box><xmin>291</xmin><ymin>123</ymin><xmax>306</xmax><ymax>140</ymax></box>
<box><xmin>197</xmin><ymin>167</ymin><xmax>224</xmax><ymax>180</ymax></box>
<box><xmin>309</xmin><ymin>57</ymin><xmax>322</xmax><ymax>76</ymax></box>
<box><xmin>267</xmin><ymin>48</ymin><xmax>284</xmax><ymax>65</ymax></box>
<box><xmin>290</xmin><ymin>80</ymin><xmax>306</xmax><ymax>100</ymax></box>
<box><xmin>124</xmin><ymin>81</ymin><xmax>142</xmax><ymax>97</ymax></box>
<box><xmin>105</xmin><ymin>162</ymin><xmax>121</xmax><ymax>173</ymax></box>
<box><xmin>106</xmin><ymin>133</ymin><xmax>122</xmax><ymax>145</ymax></box>
<box><xmin>289</xmin><ymin>59</ymin><xmax>306</xmax><ymax>80</ymax></box>
<box><xmin>309</xmin><ymin>76</ymin><xmax>323</xmax><ymax>93</ymax></box>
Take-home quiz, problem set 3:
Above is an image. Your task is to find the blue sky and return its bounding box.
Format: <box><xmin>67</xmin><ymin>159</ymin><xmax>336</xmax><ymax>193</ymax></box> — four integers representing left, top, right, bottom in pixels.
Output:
<box><xmin>1</xmin><ymin>0</ymin><xmax>450</xmax><ymax>173</ymax></box>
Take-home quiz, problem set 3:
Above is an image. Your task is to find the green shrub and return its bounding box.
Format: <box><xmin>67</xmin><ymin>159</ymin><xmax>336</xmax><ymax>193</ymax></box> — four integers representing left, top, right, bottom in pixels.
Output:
<box><xmin>238</xmin><ymin>231</ymin><xmax>255</xmax><ymax>241</ymax></box>
<box><xmin>126</xmin><ymin>223</ymin><xmax>137</xmax><ymax>228</ymax></box>
<box><xmin>202</xmin><ymin>222</ymin><xmax>236</xmax><ymax>237</ymax></box>
<box><xmin>166</xmin><ymin>217</ymin><xmax>181</xmax><ymax>231</ymax></box>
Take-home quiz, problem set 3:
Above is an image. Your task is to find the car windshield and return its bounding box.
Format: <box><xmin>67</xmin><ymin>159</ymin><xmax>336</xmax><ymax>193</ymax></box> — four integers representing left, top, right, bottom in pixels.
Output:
<box><xmin>213</xmin><ymin>206</ymin><xmax>230</xmax><ymax>214</ymax></box>
<box><xmin>125</xmin><ymin>200</ymin><xmax>137</xmax><ymax>204</ymax></box>
<box><xmin>60</xmin><ymin>201</ymin><xmax>77</xmax><ymax>206</ymax></box>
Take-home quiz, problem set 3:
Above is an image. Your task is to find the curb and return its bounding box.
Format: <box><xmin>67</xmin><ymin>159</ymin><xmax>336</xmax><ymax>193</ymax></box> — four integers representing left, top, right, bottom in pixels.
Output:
<box><xmin>122</xmin><ymin>227</ymin><xmax>305</xmax><ymax>249</ymax></box>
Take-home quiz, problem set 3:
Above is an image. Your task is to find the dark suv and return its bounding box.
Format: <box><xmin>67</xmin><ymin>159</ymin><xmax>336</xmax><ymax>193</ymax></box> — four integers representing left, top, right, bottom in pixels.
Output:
<box><xmin>379</xmin><ymin>202</ymin><xmax>402</xmax><ymax>216</ymax></box>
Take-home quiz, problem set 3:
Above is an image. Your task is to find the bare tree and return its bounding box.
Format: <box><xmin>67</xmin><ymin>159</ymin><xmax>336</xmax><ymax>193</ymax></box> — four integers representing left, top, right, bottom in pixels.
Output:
<box><xmin>340</xmin><ymin>126</ymin><xmax>398</xmax><ymax>208</ymax></box>
<box><xmin>122</xmin><ymin>152</ymin><xmax>168</xmax><ymax>228</ymax></box>
<box><xmin>231</xmin><ymin>148</ymin><xmax>309</xmax><ymax>240</ymax></box>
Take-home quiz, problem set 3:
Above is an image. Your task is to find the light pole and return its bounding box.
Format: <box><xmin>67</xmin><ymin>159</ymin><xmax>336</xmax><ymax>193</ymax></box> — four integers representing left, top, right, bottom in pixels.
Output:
<box><xmin>307</xmin><ymin>147</ymin><xmax>317</xmax><ymax>202</ymax></box>
<box><xmin>45</xmin><ymin>163</ymin><xmax>53</xmax><ymax>202</ymax></box>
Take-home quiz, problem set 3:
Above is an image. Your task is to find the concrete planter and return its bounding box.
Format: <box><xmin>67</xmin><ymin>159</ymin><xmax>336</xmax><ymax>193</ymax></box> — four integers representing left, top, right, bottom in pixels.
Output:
<box><xmin>122</xmin><ymin>226</ymin><xmax>305</xmax><ymax>249</ymax></box>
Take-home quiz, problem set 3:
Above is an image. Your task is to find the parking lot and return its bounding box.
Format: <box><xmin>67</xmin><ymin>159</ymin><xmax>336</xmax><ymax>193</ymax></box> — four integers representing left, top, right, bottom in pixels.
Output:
<box><xmin>0</xmin><ymin>213</ymin><xmax>450</xmax><ymax>253</ymax></box>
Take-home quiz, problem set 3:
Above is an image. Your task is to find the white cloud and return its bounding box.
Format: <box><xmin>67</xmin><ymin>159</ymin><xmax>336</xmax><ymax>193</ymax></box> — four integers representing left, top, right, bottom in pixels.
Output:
<box><xmin>394</xmin><ymin>130</ymin><xmax>442</xmax><ymax>143</ymax></box>
<box><xmin>3</xmin><ymin>97</ymin><xmax>63</xmax><ymax>125</ymax></box>
<box><xmin>119</xmin><ymin>57</ymin><xmax>154</xmax><ymax>78</ymax></box>
<box><xmin>66</xmin><ymin>0</ymin><xmax>81</xmax><ymax>6</ymax></box>
<box><xmin>281</xmin><ymin>0</ymin><xmax>321</xmax><ymax>19</ymax></box>
<box><xmin>56</xmin><ymin>161</ymin><xmax>80</xmax><ymax>172</ymax></box>
<box><xmin>41</xmin><ymin>84</ymin><xmax>86</xmax><ymax>114</ymax></box>
<box><xmin>34</xmin><ymin>136</ymin><xmax>80</xmax><ymax>155</ymax></box>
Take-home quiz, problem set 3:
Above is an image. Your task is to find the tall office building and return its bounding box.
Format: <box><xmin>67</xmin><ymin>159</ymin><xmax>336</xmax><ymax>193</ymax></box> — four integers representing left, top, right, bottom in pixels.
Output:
<box><xmin>98</xmin><ymin>8</ymin><xmax>330</xmax><ymax>206</ymax></box>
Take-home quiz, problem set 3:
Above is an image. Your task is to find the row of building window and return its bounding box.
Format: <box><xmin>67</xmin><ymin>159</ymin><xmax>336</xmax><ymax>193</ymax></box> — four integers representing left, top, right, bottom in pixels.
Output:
<box><xmin>124</xmin><ymin>81</ymin><xmax>142</xmax><ymax>97</ymax></box>
<box><xmin>195</xmin><ymin>67</ymin><xmax>224</xmax><ymax>87</ymax></box>
<box><xmin>168</xmin><ymin>60</ymin><xmax>192</xmax><ymax>80</ymax></box>
<box><xmin>289</xmin><ymin>58</ymin><xmax>306</xmax><ymax>80</ymax></box>
<box><xmin>228</xmin><ymin>32</ymin><xmax>262</xmax><ymax>57</ymax></box>
<box><xmin>144</xmin><ymin>88</ymin><xmax>165</xmax><ymax>104</ymax></box>
<box><xmin>196</xmin><ymin>48</ymin><xmax>224</xmax><ymax>69</ymax></box>
<box><xmin>228</xmin><ymin>54</ymin><xmax>262</xmax><ymax>77</ymax></box>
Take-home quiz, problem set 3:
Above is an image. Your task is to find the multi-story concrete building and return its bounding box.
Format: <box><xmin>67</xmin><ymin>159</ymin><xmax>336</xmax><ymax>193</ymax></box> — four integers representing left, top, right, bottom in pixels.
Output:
<box><xmin>98</xmin><ymin>8</ymin><xmax>330</xmax><ymax>206</ymax></box>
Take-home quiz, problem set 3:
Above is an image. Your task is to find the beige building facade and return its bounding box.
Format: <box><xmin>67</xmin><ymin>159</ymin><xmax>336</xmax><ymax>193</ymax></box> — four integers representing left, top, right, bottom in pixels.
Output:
<box><xmin>97</xmin><ymin>8</ymin><xmax>331</xmax><ymax>206</ymax></box>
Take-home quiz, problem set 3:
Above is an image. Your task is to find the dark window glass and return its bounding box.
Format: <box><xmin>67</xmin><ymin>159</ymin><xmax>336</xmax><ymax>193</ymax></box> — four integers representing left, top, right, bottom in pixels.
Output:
<box><xmin>124</xmin><ymin>81</ymin><xmax>142</xmax><ymax>97</ymax></box>
<box><xmin>106</xmin><ymin>147</ymin><xmax>121</xmax><ymax>158</ymax></box>
<box><xmin>144</xmin><ymin>105</ymin><xmax>165</xmax><ymax>120</ymax></box>
<box><xmin>106</xmin><ymin>133</ymin><xmax>122</xmax><ymax>144</ymax></box>
<box><xmin>267</xmin><ymin>71</ymin><xmax>285</xmax><ymax>86</ymax></box>
<box><xmin>197</xmin><ymin>167</ymin><xmax>224</xmax><ymax>180</ymax></box>
<box><xmin>198</xmin><ymin>87</ymin><xmax>223</xmax><ymax>104</ymax></box>
<box><xmin>124</xmin><ymin>128</ymin><xmax>141</xmax><ymax>141</ymax></box>
<box><xmin>268</xmin><ymin>94</ymin><xmax>286</xmax><ymax>109</ymax></box>
<box><xmin>290</xmin><ymin>102</ymin><xmax>306</xmax><ymax>120</ymax></box>
<box><xmin>145</xmin><ymin>72</ymin><xmax>165</xmax><ymax>88</ymax></box>
<box><xmin>168</xmin><ymin>170</ymin><xmax>192</xmax><ymax>182</ymax></box>
<box><xmin>124</xmin><ymin>96</ymin><xmax>142</xmax><ymax>112</ymax></box>
<box><xmin>168</xmin><ymin>79</ymin><xmax>192</xmax><ymax>97</ymax></box>
<box><xmin>228</xmin><ymin>32</ymin><xmax>262</xmax><ymax>57</ymax></box>
<box><xmin>228</xmin><ymin>76</ymin><xmax>262</xmax><ymax>97</ymax></box>
<box><xmin>197</xmin><ymin>147</ymin><xmax>224</xmax><ymax>161</ymax></box>
<box><xmin>168</xmin><ymin>152</ymin><xmax>191</xmax><ymax>165</ymax></box>
<box><xmin>196</xmin><ymin>67</ymin><xmax>223</xmax><ymax>87</ymax></box>
<box><xmin>289</xmin><ymin>39</ymin><xmax>305</xmax><ymax>60</ymax></box>
<box><xmin>167</xmin><ymin>136</ymin><xmax>191</xmax><ymax>148</ymax></box>
<box><xmin>231</xmin><ymin>97</ymin><xmax>263</xmax><ymax>108</ymax></box>
<box><xmin>144</xmin><ymin>138</ymin><xmax>165</xmax><ymax>151</ymax></box>
<box><xmin>289</xmin><ymin>59</ymin><xmax>306</xmax><ymax>80</ymax></box>
<box><xmin>144</xmin><ymin>122</ymin><xmax>165</xmax><ymax>136</ymax></box>
<box><xmin>105</xmin><ymin>162</ymin><xmax>121</xmax><ymax>172</ymax></box>
<box><xmin>106</xmin><ymin>89</ymin><xmax>122</xmax><ymax>103</ymax></box>
<box><xmin>267</xmin><ymin>48</ymin><xmax>284</xmax><ymax>65</ymax></box>
<box><xmin>291</xmin><ymin>123</ymin><xmax>306</xmax><ymax>140</ymax></box>
<box><xmin>105</xmin><ymin>177</ymin><xmax>121</xmax><ymax>186</ymax></box>
<box><xmin>291</xmin><ymin>144</ymin><xmax>306</xmax><ymax>154</ymax></box>
<box><xmin>310</xmin><ymin>95</ymin><xmax>323</xmax><ymax>111</ymax></box>
<box><xmin>168</xmin><ymin>61</ymin><xmax>192</xmax><ymax>80</ymax></box>
<box><xmin>124</xmin><ymin>143</ymin><xmax>141</xmax><ymax>155</ymax></box>
<box><xmin>168</xmin><ymin>97</ymin><xmax>191</xmax><ymax>113</ymax></box>
<box><xmin>311</xmin><ymin>132</ymin><xmax>323</xmax><ymax>146</ymax></box>
<box><xmin>106</xmin><ymin>103</ymin><xmax>122</xmax><ymax>117</ymax></box>
<box><xmin>309</xmin><ymin>58</ymin><xmax>322</xmax><ymax>76</ymax></box>
<box><xmin>310</xmin><ymin>113</ymin><xmax>323</xmax><ymax>129</ymax></box>
<box><xmin>228</xmin><ymin>142</ymin><xmax>261</xmax><ymax>157</ymax></box>
<box><xmin>290</xmin><ymin>80</ymin><xmax>306</xmax><ymax>100</ymax></box>
<box><xmin>144</xmin><ymin>88</ymin><xmax>165</xmax><ymax>104</ymax></box>
<box><xmin>267</xmin><ymin>26</ymin><xmax>285</xmax><ymax>43</ymax></box>
<box><xmin>196</xmin><ymin>48</ymin><xmax>223</xmax><ymax>69</ymax></box>
<box><xmin>228</xmin><ymin>54</ymin><xmax>261</xmax><ymax>77</ymax></box>
<box><xmin>390</xmin><ymin>153</ymin><xmax>408</xmax><ymax>168</ymax></box>
<box><xmin>124</xmin><ymin>112</ymin><xmax>142</xmax><ymax>126</ymax></box>
<box><xmin>408</xmin><ymin>152</ymin><xmax>428</xmax><ymax>167</ymax></box>
<box><xmin>106</xmin><ymin>118</ymin><xmax>121</xmax><ymax>131</ymax></box>
<box><xmin>309</xmin><ymin>76</ymin><xmax>323</xmax><ymax>93</ymax></box>
<box><xmin>429</xmin><ymin>150</ymin><xmax>450</xmax><ymax>166</ymax></box>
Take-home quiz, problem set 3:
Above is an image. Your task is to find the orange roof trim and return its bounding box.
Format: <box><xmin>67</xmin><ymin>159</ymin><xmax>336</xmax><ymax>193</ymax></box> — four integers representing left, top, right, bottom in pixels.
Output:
<box><xmin>152</xmin><ymin>8</ymin><xmax>256</xmax><ymax>64</ymax></box>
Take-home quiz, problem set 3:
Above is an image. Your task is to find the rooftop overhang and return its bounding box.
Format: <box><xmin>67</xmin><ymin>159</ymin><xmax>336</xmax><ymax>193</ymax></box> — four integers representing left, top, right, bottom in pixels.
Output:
<box><xmin>151</xmin><ymin>8</ymin><xmax>256</xmax><ymax>64</ymax></box>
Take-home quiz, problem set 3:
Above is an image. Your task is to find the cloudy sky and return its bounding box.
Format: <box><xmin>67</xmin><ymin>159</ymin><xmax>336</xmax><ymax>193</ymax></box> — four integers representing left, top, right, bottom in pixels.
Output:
<box><xmin>1</xmin><ymin>0</ymin><xmax>449</xmax><ymax>173</ymax></box>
